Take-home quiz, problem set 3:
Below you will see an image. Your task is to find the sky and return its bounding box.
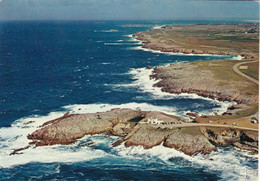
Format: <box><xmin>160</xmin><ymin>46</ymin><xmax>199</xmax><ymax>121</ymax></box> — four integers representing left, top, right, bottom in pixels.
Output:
<box><xmin>0</xmin><ymin>0</ymin><xmax>259</xmax><ymax>21</ymax></box>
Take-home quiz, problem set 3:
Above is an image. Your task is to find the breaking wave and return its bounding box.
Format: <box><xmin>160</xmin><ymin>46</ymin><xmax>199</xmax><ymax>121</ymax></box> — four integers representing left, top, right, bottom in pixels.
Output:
<box><xmin>115</xmin><ymin>67</ymin><xmax>235</xmax><ymax>117</ymax></box>
<box><xmin>127</xmin><ymin>35</ymin><xmax>243</xmax><ymax>60</ymax></box>
<box><xmin>0</xmin><ymin>112</ymin><xmax>107</xmax><ymax>168</ymax></box>
<box><xmin>1</xmin><ymin>114</ymin><xmax>257</xmax><ymax>181</ymax></box>
<box><xmin>113</xmin><ymin>143</ymin><xmax>258</xmax><ymax>181</ymax></box>
<box><xmin>95</xmin><ymin>29</ymin><xmax>118</xmax><ymax>32</ymax></box>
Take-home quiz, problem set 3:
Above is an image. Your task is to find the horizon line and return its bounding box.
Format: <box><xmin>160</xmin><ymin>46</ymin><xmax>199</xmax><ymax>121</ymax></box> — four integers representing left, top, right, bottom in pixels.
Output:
<box><xmin>0</xmin><ymin>18</ymin><xmax>259</xmax><ymax>22</ymax></box>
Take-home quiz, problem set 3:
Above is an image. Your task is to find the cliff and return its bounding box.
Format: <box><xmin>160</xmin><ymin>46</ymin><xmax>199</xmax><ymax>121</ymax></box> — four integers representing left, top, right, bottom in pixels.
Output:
<box><xmin>150</xmin><ymin>61</ymin><xmax>258</xmax><ymax>109</ymax></box>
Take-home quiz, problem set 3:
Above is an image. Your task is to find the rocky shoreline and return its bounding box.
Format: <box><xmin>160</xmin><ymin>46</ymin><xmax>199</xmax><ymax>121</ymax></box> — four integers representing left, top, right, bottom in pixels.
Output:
<box><xmin>11</xmin><ymin>108</ymin><xmax>258</xmax><ymax>156</ymax></box>
<box><xmin>11</xmin><ymin>24</ymin><xmax>258</xmax><ymax>157</ymax></box>
<box><xmin>133</xmin><ymin>24</ymin><xmax>259</xmax><ymax>117</ymax></box>
<box><xmin>133</xmin><ymin>24</ymin><xmax>259</xmax><ymax>60</ymax></box>
<box><xmin>134</xmin><ymin>32</ymin><xmax>235</xmax><ymax>57</ymax></box>
<box><xmin>148</xmin><ymin>62</ymin><xmax>258</xmax><ymax>116</ymax></box>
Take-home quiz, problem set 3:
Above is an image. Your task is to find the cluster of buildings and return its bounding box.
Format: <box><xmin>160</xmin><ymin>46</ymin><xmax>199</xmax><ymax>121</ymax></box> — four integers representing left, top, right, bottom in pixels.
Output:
<box><xmin>140</xmin><ymin>117</ymin><xmax>182</xmax><ymax>125</ymax></box>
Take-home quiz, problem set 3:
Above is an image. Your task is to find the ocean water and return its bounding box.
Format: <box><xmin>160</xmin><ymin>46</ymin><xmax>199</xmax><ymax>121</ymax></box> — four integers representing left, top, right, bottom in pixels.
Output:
<box><xmin>0</xmin><ymin>20</ymin><xmax>258</xmax><ymax>180</ymax></box>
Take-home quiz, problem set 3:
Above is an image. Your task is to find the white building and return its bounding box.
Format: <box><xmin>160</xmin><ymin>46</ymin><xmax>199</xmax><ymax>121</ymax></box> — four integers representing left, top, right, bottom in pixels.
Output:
<box><xmin>147</xmin><ymin>117</ymin><xmax>164</xmax><ymax>125</ymax></box>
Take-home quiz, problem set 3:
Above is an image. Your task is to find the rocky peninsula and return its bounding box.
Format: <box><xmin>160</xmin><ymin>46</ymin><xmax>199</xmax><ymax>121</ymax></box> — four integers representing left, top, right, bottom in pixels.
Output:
<box><xmin>11</xmin><ymin>108</ymin><xmax>258</xmax><ymax>156</ymax></box>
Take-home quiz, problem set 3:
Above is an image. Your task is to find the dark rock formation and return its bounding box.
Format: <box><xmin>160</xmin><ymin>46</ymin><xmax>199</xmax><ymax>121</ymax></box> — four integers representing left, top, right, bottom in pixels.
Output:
<box><xmin>201</xmin><ymin>127</ymin><xmax>258</xmax><ymax>153</ymax></box>
<box><xmin>186</xmin><ymin>112</ymin><xmax>199</xmax><ymax>118</ymax></box>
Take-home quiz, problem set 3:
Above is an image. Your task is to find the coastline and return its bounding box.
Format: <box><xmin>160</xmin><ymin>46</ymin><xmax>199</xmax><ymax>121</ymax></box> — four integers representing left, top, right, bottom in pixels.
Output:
<box><xmin>6</xmin><ymin>23</ymin><xmax>259</xmax><ymax>161</ymax></box>
<box><xmin>128</xmin><ymin>33</ymin><xmax>243</xmax><ymax>60</ymax></box>
<box><xmin>126</xmin><ymin>67</ymin><xmax>235</xmax><ymax>118</ymax></box>
<box><xmin>0</xmin><ymin>19</ymin><xmax>258</xmax><ymax>181</ymax></box>
<box><xmin>133</xmin><ymin>24</ymin><xmax>259</xmax><ymax>60</ymax></box>
<box><xmin>132</xmin><ymin>24</ymin><xmax>259</xmax><ymax>120</ymax></box>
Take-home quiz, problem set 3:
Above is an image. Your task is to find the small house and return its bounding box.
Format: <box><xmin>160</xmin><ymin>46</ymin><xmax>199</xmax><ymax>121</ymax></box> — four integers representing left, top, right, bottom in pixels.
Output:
<box><xmin>147</xmin><ymin>117</ymin><xmax>164</xmax><ymax>125</ymax></box>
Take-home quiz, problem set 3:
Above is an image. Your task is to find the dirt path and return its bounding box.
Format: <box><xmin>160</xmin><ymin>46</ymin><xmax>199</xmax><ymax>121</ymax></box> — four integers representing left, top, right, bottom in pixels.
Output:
<box><xmin>233</xmin><ymin>60</ymin><xmax>259</xmax><ymax>119</ymax></box>
<box><xmin>151</xmin><ymin>122</ymin><xmax>258</xmax><ymax>132</ymax></box>
<box><xmin>233</xmin><ymin>60</ymin><xmax>259</xmax><ymax>85</ymax></box>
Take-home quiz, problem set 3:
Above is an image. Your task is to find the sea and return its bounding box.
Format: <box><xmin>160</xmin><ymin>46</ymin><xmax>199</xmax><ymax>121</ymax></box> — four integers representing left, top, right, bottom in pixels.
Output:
<box><xmin>0</xmin><ymin>20</ymin><xmax>258</xmax><ymax>180</ymax></box>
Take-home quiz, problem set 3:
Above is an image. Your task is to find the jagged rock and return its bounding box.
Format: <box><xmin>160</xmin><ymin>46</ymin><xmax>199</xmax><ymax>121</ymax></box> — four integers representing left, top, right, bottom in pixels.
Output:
<box><xmin>124</xmin><ymin>126</ymin><xmax>171</xmax><ymax>149</ymax></box>
<box><xmin>149</xmin><ymin>61</ymin><xmax>258</xmax><ymax>110</ymax></box>
<box><xmin>200</xmin><ymin>127</ymin><xmax>240</xmax><ymax>146</ymax></box>
<box><xmin>11</xmin><ymin>109</ymin><xmax>258</xmax><ymax>156</ymax></box>
<box><xmin>164</xmin><ymin>131</ymin><xmax>217</xmax><ymax>155</ymax></box>
<box><xmin>10</xmin><ymin>146</ymin><xmax>30</xmax><ymax>155</ymax></box>
<box><xmin>186</xmin><ymin>112</ymin><xmax>199</xmax><ymax>118</ymax></box>
<box><xmin>111</xmin><ymin>123</ymin><xmax>128</xmax><ymax>136</ymax></box>
<box><xmin>200</xmin><ymin>127</ymin><xmax>258</xmax><ymax>153</ymax></box>
<box><xmin>27</xmin><ymin>108</ymin><xmax>145</xmax><ymax>147</ymax></box>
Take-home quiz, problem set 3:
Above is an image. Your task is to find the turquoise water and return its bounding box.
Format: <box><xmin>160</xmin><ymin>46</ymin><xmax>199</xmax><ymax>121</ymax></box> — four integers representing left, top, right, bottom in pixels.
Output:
<box><xmin>0</xmin><ymin>20</ymin><xmax>257</xmax><ymax>180</ymax></box>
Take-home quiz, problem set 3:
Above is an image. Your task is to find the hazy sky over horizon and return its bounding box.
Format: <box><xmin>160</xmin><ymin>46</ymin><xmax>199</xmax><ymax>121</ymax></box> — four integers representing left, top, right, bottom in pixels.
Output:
<box><xmin>0</xmin><ymin>0</ymin><xmax>259</xmax><ymax>21</ymax></box>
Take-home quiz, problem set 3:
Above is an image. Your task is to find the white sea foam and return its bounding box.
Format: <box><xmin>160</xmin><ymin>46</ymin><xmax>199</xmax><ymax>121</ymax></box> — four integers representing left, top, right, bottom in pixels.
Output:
<box><xmin>0</xmin><ymin>114</ymin><xmax>112</xmax><ymax>168</ymax></box>
<box><xmin>152</xmin><ymin>25</ymin><xmax>164</xmax><ymax>29</ymax></box>
<box><xmin>101</xmin><ymin>62</ymin><xmax>111</xmax><ymax>65</ymax></box>
<box><xmin>96</xmin><ymin>29</ymin><xmax>118</xmax><ymax>33</ymax></box>
<box><xmin>0</xmin><ymin>101</ymin><xmax>179</xmax><ymax>168</ymax></box>
<box><xmin>128</xmin><ymin>36</ymin><xmax>242</xmax><ymax>60</ymax></box>
<box><xmin>124</xmin><ymin>34</ymin><xmax>144</xmax><ymax>44</ymax></box>
<box><xmin>113</xmin><ymin>143</ymin><xmax>258</xmax><ymax>181</ymax></box>
<box><xmin>129</xmin><ymin>45</ymin><xmax>234</xmax><ymax>58</ymax></box>
<box><xmin>64</xmin><ymin>102</ymin><xmax>177</xmax><ymax>116</ymax></box>
<box><xmin>124</xmin><ymin>34</ymin><xmax>133</xmax><ymax>38</ymax></box>
<box><xmin>232</xmin><ymin>55</ymin><xmax>244</xmax><ymax>60</ymax></box>
<box><xmin>120</xmin><ymin>67</ymin><xmax>234</xmax><ymax>117</ymax></box>
<box><xmin>104</xmin><ymin>43</ymin><xmax>137</xmax><ymax>46</ymax></box>
<box><xmin>0</xmin><ymin>104</ymin><xmax>255</xmax><ymax>181</ymax></box>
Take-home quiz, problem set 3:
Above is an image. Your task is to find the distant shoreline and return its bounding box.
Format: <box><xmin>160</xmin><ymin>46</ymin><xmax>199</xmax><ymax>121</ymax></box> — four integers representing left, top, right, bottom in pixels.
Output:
<box><xmin>133</xmin><ymin>23</ymin><xmax>259</xmax><ymax>60</ymax></box>
<box><xmin>131</xmin><ymin>23</ymin><xmax>258</xmax><ymax>129</ymax></box>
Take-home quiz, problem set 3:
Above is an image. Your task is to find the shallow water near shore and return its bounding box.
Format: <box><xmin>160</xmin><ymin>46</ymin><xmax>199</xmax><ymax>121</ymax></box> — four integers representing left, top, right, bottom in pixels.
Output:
<box><xmin>0</xmin><ymin>20</ymin><xmax>257</xmax><ymax>180</ymax></box>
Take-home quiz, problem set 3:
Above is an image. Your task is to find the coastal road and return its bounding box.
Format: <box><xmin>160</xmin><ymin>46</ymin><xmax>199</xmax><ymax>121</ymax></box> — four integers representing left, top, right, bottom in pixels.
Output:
<box><xmin>151</xmin><ymin>122</ymin><xmax>258</xmax><ymax>132</ymax></box>
<box><xmin>233</xmin><ymin>60</ymin><xmax>259</xmax><ymax>85</ymax></box>
<box><xmin>233</xmin><ymin>60</ymin><xmax>259</xmax><ymax>119</ymax></box>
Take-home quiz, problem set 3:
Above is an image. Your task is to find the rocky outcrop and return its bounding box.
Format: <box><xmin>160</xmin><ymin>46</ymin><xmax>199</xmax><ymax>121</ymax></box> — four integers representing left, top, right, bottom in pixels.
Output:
<box><xmin>186</xmin><ymin>112</ymin><xmax>199</xmax><ymax>118</ymax></box>
<box><xmin>124</xmin><ymin>126</ymin><xmax>171</xmax><ymax>149</ymax></box>
<box><xmin>11</xmin><ymin>109</ymin><xmax>258</xmax><ymax>156</ymax></box>
<box><xmin>149</xmin><ymin>61</ymin><xmax>258</xmax><ymax>111</ymax></box>
<box><xmin>27</xmin><ymin>108</ymin><xmax>146</xmax><ymax>147</ymax></box>
<box><xmin>164</xmin><ymin>129</ymin><xmax>217</xmax><ymax>155</ymax></box>
<box><xmin>201</xmin><ymin>127</ymin><xmax>258</xmax><ymax>153</ymax></box>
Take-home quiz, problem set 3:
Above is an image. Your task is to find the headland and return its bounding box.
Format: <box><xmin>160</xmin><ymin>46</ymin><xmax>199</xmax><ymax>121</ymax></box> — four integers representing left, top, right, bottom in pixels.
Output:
<box><xmin>11</xmin><ymin>23</ymin><xmax>259</xmax><ymax>156</ymax></box>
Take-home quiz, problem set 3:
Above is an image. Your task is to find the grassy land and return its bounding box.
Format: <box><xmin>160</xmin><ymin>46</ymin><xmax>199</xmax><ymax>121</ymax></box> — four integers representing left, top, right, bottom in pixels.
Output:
<box><xmin>168</xmin><ymin>60</ymin><xmax>258</xmax><ymax>129</ymax></box>
<box><xmin>180</xmin><ymin>127</ymin><xmax>203</xmax><ymax>136</ymax></box>
<box><xmin>194</xmin><ymin>60</ymin><xmax>259</xmax><ymax>96</ymax></box>
<box><xmin>138</xmin><ymin>24</ymin><xmax>259</xmax><ymax>129</ymax></box>
<box><xmin>192</xmin><ymin>60</ymin><xmax>258</xmax><ymax>129</ymax></box>
<box><xmin>142</xmin><ymin>24</ymin><xmax>259</xmax><ymax>60</ymax></box>
<box><xmin>240</xmin><ymin>61</ymin><xmax>259</xmax><ymax>80</ymax></box>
